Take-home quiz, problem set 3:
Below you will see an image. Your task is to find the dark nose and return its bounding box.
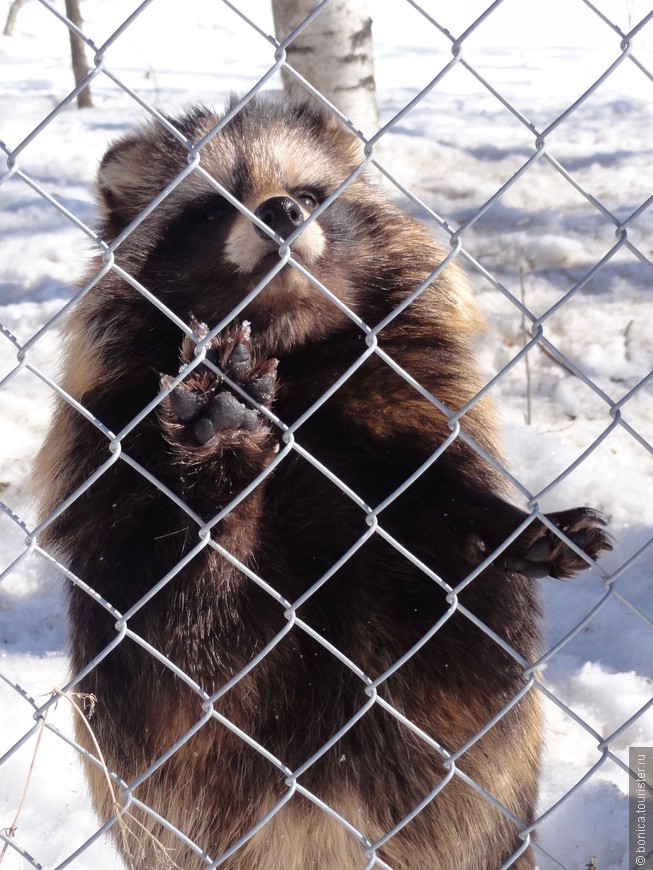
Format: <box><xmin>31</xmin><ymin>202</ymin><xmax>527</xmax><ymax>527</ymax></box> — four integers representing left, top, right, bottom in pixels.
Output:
<box><xmin>254</xmin><ymin>196</ymin><xmax>304</xmax><ymax>241</ymax></box>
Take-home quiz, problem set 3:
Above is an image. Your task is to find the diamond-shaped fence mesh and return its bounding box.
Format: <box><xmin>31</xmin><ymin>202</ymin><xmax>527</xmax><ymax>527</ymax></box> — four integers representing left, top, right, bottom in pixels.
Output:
<box><xmin>1</xmin><ymin>1</ymin><xmax>652</xmax><ymax>868</ymax></box>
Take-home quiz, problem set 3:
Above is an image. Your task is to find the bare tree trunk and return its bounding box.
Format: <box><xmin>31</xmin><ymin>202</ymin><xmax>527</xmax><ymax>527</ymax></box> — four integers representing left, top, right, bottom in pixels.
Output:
<box><xmin>272</xmin><ymin>0</ymin><xmax>378</xmax><ymax>136</ymax></box>
<box><xmin>3</xmin><ymin>0</ymin><xmax>28</xmax><ymax>37</ymax></box>
<box><xmin>64</xmin><ymin>0</ymin><xmax>93</xmax><ymax>108</ymax></box>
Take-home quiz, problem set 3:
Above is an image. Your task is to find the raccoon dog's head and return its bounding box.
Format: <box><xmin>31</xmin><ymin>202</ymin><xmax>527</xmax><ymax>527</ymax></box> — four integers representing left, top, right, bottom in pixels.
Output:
<box><xmin>96</xmin><ymin>95</ymin><xmax>387</xmax><ymax>350</ymax></box>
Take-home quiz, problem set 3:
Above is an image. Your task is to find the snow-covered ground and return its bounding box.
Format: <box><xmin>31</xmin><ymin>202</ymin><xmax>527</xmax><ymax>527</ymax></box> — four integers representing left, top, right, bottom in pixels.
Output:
<box><xmin>0</xmin><ymin>1</ymin><xmax>652</xmax><ymax>868</ymax></box>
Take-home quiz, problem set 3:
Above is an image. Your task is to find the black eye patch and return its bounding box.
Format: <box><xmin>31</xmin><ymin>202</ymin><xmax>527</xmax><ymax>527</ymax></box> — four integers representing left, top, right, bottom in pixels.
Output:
<box><xmin>291</xmin><ymin>187</ymin><xmax>326</xmax><ymax>212</ymax></box>
<box><xmin>198</xmin><ymin>195</ymin><xmax>232</xmax><ymax>222</ymax></box>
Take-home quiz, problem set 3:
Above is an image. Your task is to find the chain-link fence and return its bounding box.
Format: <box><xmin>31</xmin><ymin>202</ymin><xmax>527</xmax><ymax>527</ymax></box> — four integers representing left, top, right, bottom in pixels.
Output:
<box><xmin>1</xmin><ymin>1</ymin><xmax>652</xmax><ymax>868</ymax></box>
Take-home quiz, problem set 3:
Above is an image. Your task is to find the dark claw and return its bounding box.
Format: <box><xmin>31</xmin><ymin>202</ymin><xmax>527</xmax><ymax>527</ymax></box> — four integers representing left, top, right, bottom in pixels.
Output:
<box><xmin>225</xmin><ymin>343</ymin><xmax>251</xmax><ymax>379</ymax></box>
<box><xmin>170</xmin><ymin>386</ymin><xmax>206</xmax><ymax>422</ymax></box>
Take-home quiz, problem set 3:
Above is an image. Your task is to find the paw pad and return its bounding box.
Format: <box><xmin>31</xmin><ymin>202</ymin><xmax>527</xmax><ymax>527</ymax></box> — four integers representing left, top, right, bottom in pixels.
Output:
<box><xmin>194</xmin><ymin>393</ymin><xmax>258</xmax><ymax>444</ymax></box>
<box><xmin>224</xmin><ymin>343</ymin><xmax>252</xmax><ymax>380</ymax></box>
<box><xmin>162</xmin><ymin>322</ymin><xmax>278</xmax><ymax>447</ymax></box>
<box><xmin>169</xmin><ymin>386</ymin><xmax>206</xmax><ymax>422</ymax></box>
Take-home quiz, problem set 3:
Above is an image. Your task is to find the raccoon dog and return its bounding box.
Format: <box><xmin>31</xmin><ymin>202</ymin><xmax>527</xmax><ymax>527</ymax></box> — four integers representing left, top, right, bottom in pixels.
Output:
<box><xmin>36</xmin><ymin>96</ymin><xmax>610</xmax><ymax>869</ymax></box>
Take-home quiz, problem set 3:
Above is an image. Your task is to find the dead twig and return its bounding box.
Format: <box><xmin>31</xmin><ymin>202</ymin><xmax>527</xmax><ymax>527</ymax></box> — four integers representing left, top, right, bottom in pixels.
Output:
<box><xmin>0</xmin><ymin>689</ymin><xmax>182</xmax><ymax>870</ymax></box>
<box><xmin>0</xmin><ymin>705</ymin><xmax>49</xmax><ymax>865</ymax></box>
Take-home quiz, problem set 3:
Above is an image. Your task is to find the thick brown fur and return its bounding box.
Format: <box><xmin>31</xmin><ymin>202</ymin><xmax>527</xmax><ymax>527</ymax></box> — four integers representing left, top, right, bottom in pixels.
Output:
<box><xmin>35</xmin><ymin>96</ymin><xmax>610</xmax><ymax>869</ymax></box>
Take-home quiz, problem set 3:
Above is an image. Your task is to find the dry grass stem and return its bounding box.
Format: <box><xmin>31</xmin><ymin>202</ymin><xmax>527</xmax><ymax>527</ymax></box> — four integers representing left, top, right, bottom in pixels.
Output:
<box><xmin>0</xmin><ymin>689</ymin><xmax>183</xmax><ymax>870</ymax></box>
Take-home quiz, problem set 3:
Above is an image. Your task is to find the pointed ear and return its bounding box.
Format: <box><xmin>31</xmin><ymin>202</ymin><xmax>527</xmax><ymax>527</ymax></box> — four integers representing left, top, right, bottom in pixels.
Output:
<box><xmin>96</xmin><ymin>135</ymin><xmax>155</xmax><ymax>232</ymax></box>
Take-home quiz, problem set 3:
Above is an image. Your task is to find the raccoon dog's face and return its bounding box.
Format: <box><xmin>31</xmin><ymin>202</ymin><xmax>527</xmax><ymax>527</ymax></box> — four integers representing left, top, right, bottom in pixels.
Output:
<box><xmin>96</xmin><ymin>97</ymin><xmax>377</xmax><ymax>348</ymax></box>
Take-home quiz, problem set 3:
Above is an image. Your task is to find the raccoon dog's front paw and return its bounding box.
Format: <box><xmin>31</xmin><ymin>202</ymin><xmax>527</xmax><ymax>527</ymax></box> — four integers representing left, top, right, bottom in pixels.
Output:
<box><xmin>504</xmin><ymin>506</ymin><xmax>611</xmax><ymax>580</ymax></box>
<box><xmin>162</xmin><ymin>320</ymin><xmax>278</xmax><ymax>446</ymax></box>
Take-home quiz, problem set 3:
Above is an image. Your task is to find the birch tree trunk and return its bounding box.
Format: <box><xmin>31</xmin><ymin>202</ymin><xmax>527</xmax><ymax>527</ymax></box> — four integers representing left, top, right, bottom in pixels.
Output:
<box><xmin>64</xmin><ymin>0</ymin><xmax>93</xmax><ymax>108</ymax></box>
<box><xmin>272</xmin><ymin>0</ymin><xmax>378</xmax><ymax>136</ymax></box>
<box><xmin>3</xmin><ymin>0</ymin><xmax>28</xmax><ymax>37</ymax></box>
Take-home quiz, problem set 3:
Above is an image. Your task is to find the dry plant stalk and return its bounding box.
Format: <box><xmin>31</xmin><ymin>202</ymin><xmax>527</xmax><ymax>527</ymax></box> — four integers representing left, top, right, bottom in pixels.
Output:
<box><xmin>56</xmin><ymin>689</ymin><xmax>183</xmax><ymax>869</ymax></box>
<box><xmin>0</xmin><ymin>703</ymin><xmax>49</xmax><ymax>864</ymax></box>
<box><xmin>0</xmin><ymin>689</ymin><xmax>183</xmax><ymax>870</ymax></box>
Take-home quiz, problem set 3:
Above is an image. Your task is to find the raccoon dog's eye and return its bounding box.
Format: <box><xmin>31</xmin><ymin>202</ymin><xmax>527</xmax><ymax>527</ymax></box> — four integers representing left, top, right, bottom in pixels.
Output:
<box><xmin>201</xmin><ymin>197</ymin><xmax>229</xmax><ymax>222</ymax></box>
<box><xmin>296</xmin><ymin>192</ymin><xmax>319</xmax><ymax>212</ymax></box>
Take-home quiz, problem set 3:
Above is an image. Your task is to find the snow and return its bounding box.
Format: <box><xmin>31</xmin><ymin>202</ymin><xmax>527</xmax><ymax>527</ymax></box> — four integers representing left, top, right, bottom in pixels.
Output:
<box><xmin>1</xmin><ymin>1</ymin><xmax>652</xmax><ymax>868</ymax></box>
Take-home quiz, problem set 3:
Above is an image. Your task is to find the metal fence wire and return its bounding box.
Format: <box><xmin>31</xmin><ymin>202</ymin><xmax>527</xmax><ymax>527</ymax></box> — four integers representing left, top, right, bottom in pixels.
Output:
<box><xmin>1</xmin><ymin>1</ymin><xmax>653</xmax><ymax>868</ymax></box>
